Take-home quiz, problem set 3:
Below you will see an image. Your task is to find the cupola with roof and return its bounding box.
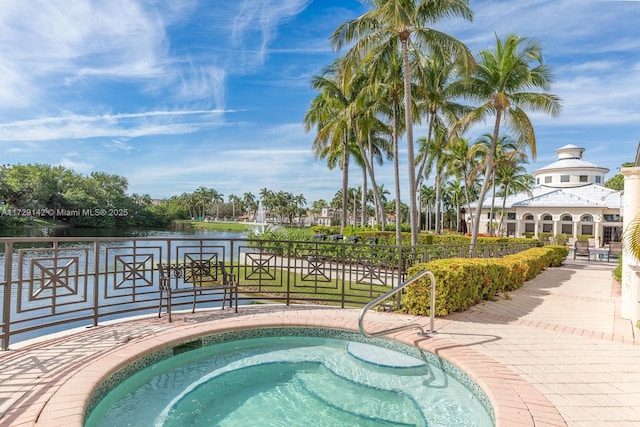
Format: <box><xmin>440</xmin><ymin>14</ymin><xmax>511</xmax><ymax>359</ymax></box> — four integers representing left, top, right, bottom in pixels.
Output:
<box><xmin>532</xmin><ymin>144</ymin><xmax>609</xmax><ymax>188</ymax></box>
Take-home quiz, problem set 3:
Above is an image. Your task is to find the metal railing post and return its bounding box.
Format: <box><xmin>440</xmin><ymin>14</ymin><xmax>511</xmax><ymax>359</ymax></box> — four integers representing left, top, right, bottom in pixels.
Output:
<box><xmin>1</xmin><ymin>240</ymin><xmax>13</xmax><ymax>350</ymax></box>
<box><xmin>359</xmin><ymin>270</ymin><xmax>436</xmax><ymax>338</ymax></box>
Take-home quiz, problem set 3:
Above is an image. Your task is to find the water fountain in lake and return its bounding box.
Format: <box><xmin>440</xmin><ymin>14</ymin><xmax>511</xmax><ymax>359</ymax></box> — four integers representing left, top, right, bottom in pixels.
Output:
<box><xmin>256</xmin><ymin>201</ymin><xmax>266</xmax><ymax>234</ymax></box>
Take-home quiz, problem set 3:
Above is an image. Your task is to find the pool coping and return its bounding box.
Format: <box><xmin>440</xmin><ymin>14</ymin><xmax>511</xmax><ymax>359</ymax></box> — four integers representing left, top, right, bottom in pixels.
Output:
<box><xmin>5</xmin><ymin>306</ymin><xmax>564</xmax><ymax>426</ymax></box>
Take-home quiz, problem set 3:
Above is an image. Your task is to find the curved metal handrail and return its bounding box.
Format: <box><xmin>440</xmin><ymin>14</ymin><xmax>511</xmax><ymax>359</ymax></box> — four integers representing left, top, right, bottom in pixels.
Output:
<box><xmin>358</xmin><ymin>270</ymin><xmax>436</xmax><ymax>338</ymax></box>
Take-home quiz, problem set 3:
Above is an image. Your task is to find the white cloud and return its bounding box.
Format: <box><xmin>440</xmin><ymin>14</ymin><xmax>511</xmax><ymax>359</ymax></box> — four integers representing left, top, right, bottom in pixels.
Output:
<box><xmin>0</xmin><ymin>0</ymin><xmax>175</xmax><ymax>108</ymax></box>
<box><xmin>230</xmin><ymin>0</ymin><xmax>312</xmax><ymax>70</ymax></box>
<box><xmin>0</xmin><ymin>110</ymin><xmax>230</xmax><ymax>142</ymax></box>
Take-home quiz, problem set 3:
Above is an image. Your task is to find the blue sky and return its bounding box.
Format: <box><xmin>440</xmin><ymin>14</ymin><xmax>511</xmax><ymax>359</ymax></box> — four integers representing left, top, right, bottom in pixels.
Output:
<box><xmin>0</xmin><ymin>0</ymin><xmax>638</xmax><ymax>204</ymax></box>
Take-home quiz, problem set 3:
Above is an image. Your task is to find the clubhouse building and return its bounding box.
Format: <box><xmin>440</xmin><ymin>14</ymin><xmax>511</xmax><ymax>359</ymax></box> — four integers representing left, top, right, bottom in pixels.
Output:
<box><xmin>470</xmin><ymin>144</ymin><xmax>623</xmax><ymax>247</ymax></box>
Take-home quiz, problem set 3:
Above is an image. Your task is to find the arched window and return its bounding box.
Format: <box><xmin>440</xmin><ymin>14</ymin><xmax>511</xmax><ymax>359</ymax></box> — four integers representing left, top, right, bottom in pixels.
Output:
<box><xmin>580</xmin><ymin>215</ymin><xmax>594</xmax><ymax>236</ymax></box>
<box><xmin>541</xmin><ymin>214</ymin><xmax>553</xmax><ymax>233</ymax></box>
<box><xmin>560</xmin><ymin>214</ymin><xmax>573</xmax><ymax>234</ymax></box>
<box><xmin>523</xmin><ymin>214</ymin><xmax>535</xmax><ymax>233</ymax></box>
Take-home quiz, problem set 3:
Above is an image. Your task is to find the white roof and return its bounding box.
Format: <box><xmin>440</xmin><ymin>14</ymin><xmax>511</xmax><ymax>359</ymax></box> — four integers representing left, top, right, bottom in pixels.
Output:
<box><xmin>472</xmin><ymin>184</ymin><xmax>622</xmax><ymax>209</ymax></box>
<box><xmin>533</xmin><ymin>158</ymin><xmax>607</xmax><ymax>173</ymax></box>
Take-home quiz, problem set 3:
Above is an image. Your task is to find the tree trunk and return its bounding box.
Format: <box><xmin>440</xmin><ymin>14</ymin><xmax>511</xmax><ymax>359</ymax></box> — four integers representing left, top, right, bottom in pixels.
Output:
<box><xmin>340</xmin><ymin>134</ymin><xmax>349</xmax><ymax>234</ymax></box>
<box><xmin>470</xmin><ymin>111</ymin><xmax>502</xmax><ymax>254</ymax></box>
<box><xmin>401</xmin><ymin>38</ymin><xmax>418</xmax><ymax>246</ymax></box>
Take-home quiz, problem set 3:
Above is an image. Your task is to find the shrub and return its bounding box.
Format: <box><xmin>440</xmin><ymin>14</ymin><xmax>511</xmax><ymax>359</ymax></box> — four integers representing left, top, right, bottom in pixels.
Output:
<box><xmin>552</xmin><ymin>234</ymin><xmax>569</xmax><ymax>246</ymax></box>
<box><xmin>403</xmin><ymin>245</ymin><xmax>569</xmax><ymax>316</ymax></box>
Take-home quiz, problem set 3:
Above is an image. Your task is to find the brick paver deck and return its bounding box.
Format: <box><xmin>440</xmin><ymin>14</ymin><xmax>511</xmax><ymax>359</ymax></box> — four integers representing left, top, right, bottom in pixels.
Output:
<box><xmin>1</xmin><ymin>258</ymin><xmax>637</xmax><ymax>426</ymax></box>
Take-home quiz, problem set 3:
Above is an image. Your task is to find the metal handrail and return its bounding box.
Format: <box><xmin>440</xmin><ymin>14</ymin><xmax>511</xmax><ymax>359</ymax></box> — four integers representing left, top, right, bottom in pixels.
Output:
<box><xmin>358</xmin><ymin>270</ymin><xmax>436</xmax><ymax>338</ymax></box>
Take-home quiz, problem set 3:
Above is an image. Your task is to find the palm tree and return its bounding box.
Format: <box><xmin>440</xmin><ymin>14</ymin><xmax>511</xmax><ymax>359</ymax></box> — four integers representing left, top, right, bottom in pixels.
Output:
<box><xmin>304</xmin><ymin>60</ymin><xmax>358</xmax><ymax>234</ymax></box>
<box><xmin>362</xmin><ymin>49</ymin><xmax>405</xmax><ymax>244</ymax></box>
<box><xmin>418</xmin><ymin>124</ymin><xmax>451</xmax><ymax>234</ymax></box>
<box><xmin>624</xmin><ymin>215</ymin><xmax>640</xmax><ymax>262</ymax></box>
<box><xmin>331</xmin><ymin>0</ymin><xmax>474</xmax><ymax>246</ymax></box>
<box><xmin>475</xmin><ymin>133</ymin><xmax>528</xmax><ymax>235</ymax></box>
<box><xmin>413</xmin><ymin>49</ymin><xmax>472</xmax><ymax>190</ymax></box>
<box><xmin>444</xmin><ymin>137</ymin><xmax>483</xmax><ymax>228</ymax></box>
<box><xmin>442</xmin><ymin>180</ymin><xmax>464</xmax><ymax>231</ymax></box>
<box><xmin>495</xmin><ymin>162</ymin><xmax>533</xmax><ymax>236</ymax></box>
<box><xmin>227</xmin><ymin>194</ymin><xmax>241</xmax><ymax>220</ymax></box>
<box><xmin>420</xmin><ymin>184</ymin><xmax>436</xmax><ymax>231</ymax></box>
<box><xmin>243</xmin><ymin>191</ymin><xmax>256</xmax><ymax>220</ymax></box>
<box><xmin>210</xmin><ymin>189</ymin><xmax>224</xmax><ymax>220</ymax></box>
<box><xmin>454</xmin><ymin>33</ymin><xmax>562</xmax><ymax>251</ymax></box>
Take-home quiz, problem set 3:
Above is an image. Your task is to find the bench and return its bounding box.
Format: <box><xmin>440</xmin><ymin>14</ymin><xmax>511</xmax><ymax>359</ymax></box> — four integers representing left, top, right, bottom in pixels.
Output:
<box><xmin>158</xmin><ymin>260</ymin><xmax>238</xmax><ymax>322</ymax></box>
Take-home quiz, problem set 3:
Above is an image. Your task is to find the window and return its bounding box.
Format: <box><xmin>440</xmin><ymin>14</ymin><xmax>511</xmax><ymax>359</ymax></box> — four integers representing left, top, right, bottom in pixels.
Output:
<box><xmin>561</xmin><ymin>175</ymin><xmax>570</xmax><ymax>182</ymax></box>
<box><xmin>523</xmin><ymin>213</ymin><xmax>535</xmax><ymax>233</ymax></box>
<box><xmin>561</xmin><ymin>215</ymin><xmax>573</xmax><ymax>235</ymax></box>
<box><xmin>604</xmin><ymin>214</ymin><xmax>621</xmax><ymax>222</ymax></box>
<box><xmin>595</xmin><ymin>176</ymin><xmax>601</xmax><ymax>183</ymax></box>
<box><xmin>536</xmin><ymin>178</ymin><xmax>540</xmax><ymax>185</ymax></box>
<box><xmin>541</xmin><ymin>214</ymin><xmax>553</xmax><ymax>233</ymax></box>
<box><xmin>579</xmin><ymin>175</ymin><xmax>588</xmax><ymax>182</ymax></box>
<box><xmin>507</xmin><ymin>212</ymin><xmax>516</xmax><ymax>220</ymax></box>
<box><xmin>544</xmin><ymin>176</ymin><xmax>552</xmax><ymax>184</ymax></box>
<box><xmin>581</xmin><ymin>215</ymin><xmax>593</xmax><ymax>222</ymax></box>
<box><xmin>581</xmin><ymin>224</ymin><xmax>593</xmax><ymax>235</ymax></box>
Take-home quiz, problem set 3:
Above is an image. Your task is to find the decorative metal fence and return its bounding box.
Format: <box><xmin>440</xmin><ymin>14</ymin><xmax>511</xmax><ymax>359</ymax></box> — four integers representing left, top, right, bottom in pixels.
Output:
<box><xmin>0</xmin><ymin>236</ymin><xmax>536</xmax><ymax>349</ymax></box>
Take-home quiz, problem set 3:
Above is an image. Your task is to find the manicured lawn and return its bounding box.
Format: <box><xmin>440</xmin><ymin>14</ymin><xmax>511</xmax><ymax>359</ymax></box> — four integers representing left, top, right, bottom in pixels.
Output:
<box><xmin>187</xmin><ymin>220</ymin><xmax>255</xmax><ymax>232</ymax></box>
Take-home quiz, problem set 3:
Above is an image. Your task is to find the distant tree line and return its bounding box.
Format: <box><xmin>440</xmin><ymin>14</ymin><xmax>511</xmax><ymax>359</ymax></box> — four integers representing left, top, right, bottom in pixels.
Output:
<box><xmin>0</xmin><ymin>159</ymin><xmax>628</xmax><ymax>231</ymax></box>
<box><xmin>0</xmin><ymin>164</ymin><xmax>165</xmax><ymax>228</ymax></box>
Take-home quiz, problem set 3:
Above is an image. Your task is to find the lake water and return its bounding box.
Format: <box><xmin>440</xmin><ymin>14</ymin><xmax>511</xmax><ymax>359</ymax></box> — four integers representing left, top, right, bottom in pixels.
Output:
<box><xmin>0</xmin><ymin>226</ymin><xmax>253</xmax><ymax>345</ymax></box>
<box><xmin>0</xmin><ymin>225</ymin><xmax>251</xmax><ymax>239</ymax></box>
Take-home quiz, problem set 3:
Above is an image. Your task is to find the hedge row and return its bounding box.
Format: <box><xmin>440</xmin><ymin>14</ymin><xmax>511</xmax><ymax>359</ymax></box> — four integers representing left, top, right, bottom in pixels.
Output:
<box><xmin>402</xmin><ymin>245</ymin><xmax>569</xmax><ymax>316</ymax></box>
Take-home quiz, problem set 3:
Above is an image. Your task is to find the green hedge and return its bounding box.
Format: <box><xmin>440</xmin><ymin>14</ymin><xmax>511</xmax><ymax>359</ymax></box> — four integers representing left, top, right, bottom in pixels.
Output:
<box><xmin>356</xmin><ymin>231</ymin><xmax>528</xmax><ymax>246</ymax></box>
<box><xmin>402</xmin><ymin>245</ymin><xmax>569</xmax><ymax>316</ymax></box>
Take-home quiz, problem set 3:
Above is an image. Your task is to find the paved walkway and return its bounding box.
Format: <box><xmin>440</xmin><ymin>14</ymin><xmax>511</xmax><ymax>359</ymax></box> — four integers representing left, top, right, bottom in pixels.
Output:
<box><xmin>1</xmin><ymin>258</ymin><xmax>638</xmax><ymax>426</ymax></box>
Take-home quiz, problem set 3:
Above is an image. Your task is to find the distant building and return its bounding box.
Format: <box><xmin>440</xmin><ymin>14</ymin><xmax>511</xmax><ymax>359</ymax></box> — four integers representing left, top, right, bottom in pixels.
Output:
<box><xmin>314</xmin><ymin>206</ymin><xmax>339</xmax><ymax>227</ymax></box>
<box><xmin>469</xmin><ymin>144</ymin><xmax>623</xmax><ymax>247</ymax></box>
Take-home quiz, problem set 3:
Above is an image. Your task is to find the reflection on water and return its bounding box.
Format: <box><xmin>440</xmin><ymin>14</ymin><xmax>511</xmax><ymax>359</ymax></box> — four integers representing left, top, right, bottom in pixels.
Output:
<box><xmin>0</xmin><ymin>226</ymin><xmax>249</xmax><ymax>239</ymax></box>
<box><xmin>0</xmin><ymin>227</ymin><xmax>250</xmax><ymax>252</ymax></box>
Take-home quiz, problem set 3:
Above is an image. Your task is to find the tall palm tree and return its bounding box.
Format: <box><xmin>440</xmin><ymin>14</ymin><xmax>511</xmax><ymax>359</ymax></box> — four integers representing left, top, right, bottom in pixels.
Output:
<box><xmin>304</xmin><ymin>60</ymin><xmax>359</xmax><ymax>234</ymax></box>
<box><xmin>361</xmin><ymin>49</ymin><xmax>405</xmax><ymax>244</ymax></box>
<box><xmin>454</xmin><ymin>33</ymin><xmax>562</xmax><ymax>251</ymax></box>
<box><xmin>413</xmin><ymin>49</ymin><xmax>472</xmax><ymax>189</ymax></box>
<box><xmin>347</xmin><ymin>107</ymin><xmax>390</xmax><ymax>231</ymax></box>
<box><xmin>331</xmin><ymin>0</ymin><xmax>474</xmax><ymax>246</ymax></box>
